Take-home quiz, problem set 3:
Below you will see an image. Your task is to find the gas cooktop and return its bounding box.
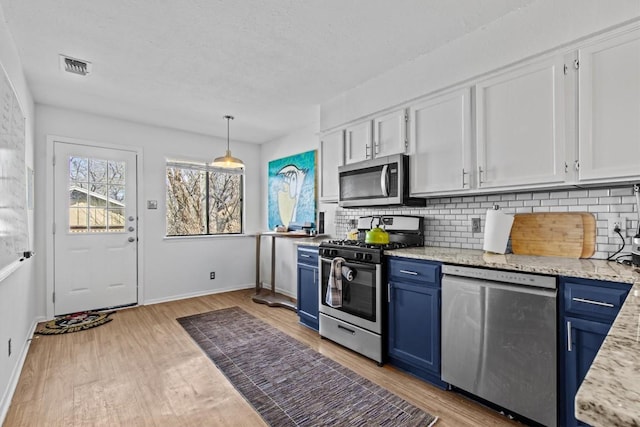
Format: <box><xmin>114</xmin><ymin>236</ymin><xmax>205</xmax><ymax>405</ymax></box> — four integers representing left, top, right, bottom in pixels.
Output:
<box><xmin>319</xmin><ymin>215</ymin><xmax>424</xmax><ymax>264</ymax></box>
<box><xmin>323</xmin><ymin>239</ymin><xmax>410</xmax><ymax>250</ymax></box>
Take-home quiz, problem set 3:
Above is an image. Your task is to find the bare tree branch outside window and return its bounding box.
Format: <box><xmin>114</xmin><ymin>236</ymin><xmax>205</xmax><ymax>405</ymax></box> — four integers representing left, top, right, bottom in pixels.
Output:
<box><xmin>166</xmin><ymin>163</ymin><xmax>243</xmax><ymax>236</ymax></box>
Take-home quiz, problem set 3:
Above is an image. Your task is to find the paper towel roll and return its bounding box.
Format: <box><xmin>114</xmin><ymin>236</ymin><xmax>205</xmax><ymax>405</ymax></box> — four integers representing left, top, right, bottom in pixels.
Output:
<box><xmin>483</xmin><ymin>209</ymin><xmax>514</xmax><ymax>254</ymax></box>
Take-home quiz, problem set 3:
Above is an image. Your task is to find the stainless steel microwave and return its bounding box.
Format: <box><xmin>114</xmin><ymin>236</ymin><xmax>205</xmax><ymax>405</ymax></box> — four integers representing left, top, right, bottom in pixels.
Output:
<box><xmin>338</xmin><ymin>154</ymin><xmax>426</xmax><ymax>207</ymax></box>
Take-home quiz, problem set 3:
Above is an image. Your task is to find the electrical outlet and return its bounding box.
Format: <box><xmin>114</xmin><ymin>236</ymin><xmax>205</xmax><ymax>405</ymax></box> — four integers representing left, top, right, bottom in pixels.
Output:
<box><xmin>608</xmin><ymin>216</ymin><xmax>625</xmax><ymax>237</ymax></box>
<box><xmin>210</xmin><ymin>272</ymin><xmax>215</xmax><ymax>280</ymax></box>
<box><xmin>471</xmin><ymin>218</ymin><xmax>481</xmax><ymax>233</ymax></box>
<box><xmin>8</xmin><ymin>338</ymin><xmax>11</xmax><ymax>357</ymax></box>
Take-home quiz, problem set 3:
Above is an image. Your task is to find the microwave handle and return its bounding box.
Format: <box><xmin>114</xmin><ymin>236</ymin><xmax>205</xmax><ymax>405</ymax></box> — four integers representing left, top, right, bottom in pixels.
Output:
<box><xmin>380</xmin><ymin>165</ymin><xmax>389</xmax><ymax>196</ymax></box>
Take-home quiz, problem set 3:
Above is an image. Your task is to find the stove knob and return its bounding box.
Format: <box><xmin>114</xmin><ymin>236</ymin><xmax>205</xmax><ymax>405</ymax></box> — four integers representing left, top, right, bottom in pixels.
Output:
<box><xmin>330</xmin><ymin>249</ymin><xmax>338</xmax><ymax>257</ymax></box>
<box><xmin>355</xmin><ymin>252</ymin><xmax>363</xmax><ymax>260</ymax></box>
<box><xmin>365</xmin><ymin>253</ymin><xmax>373</xmax><ymax>261</ymax></box>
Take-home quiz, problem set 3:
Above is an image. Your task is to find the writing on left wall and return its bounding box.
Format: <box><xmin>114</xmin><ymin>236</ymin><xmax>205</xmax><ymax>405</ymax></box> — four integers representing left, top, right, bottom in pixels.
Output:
<box><xmin>0</xmin><ymin>61</ymin><xmax>28</xmax><ymax>280</ymax></box>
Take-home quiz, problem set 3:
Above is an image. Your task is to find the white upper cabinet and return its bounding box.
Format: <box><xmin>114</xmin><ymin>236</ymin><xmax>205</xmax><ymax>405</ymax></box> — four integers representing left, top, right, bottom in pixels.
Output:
<box><xmin>577</xmin><ymin>27</ymin><xmax>640</xmax><ymax>183</ymax></box>
<box><xmin>344</xmin><ymin>109</ymin><xmax>407</xmax><ymax>164</ymax></box>
<box><xmin>319</xmin><ymin>130</ymin><xmax>344</xmax><ymax>202</ymax></box>
<box><xmin>345</xmin><ymin>120</ymin><xmax>373</xmax><ymax>164</ymax></box>
<box><xmin>475</xmin><ymin>55</ymin><xmax>567</xmax><ymax>189</ymax></box>
<box><xmin>323</xmin><ymin>24</ymin><xmax>640</xmax><ymax>197</ymax></box>
<box><xmin>373</xmin><ymin>108</ymin><xmax>408</xmax><ymax>159</ymax></box>
<box><xmin>409</xmin><ymin>88</ymin><xmax>472</xmax><ymax>195</ymax></box>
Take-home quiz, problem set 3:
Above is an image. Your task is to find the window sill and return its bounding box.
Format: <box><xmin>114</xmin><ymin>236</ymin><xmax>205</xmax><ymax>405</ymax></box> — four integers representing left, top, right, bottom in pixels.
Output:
<box><xmin>163</xmin><ymin>233</ymin><xmax>255</xmax><ymax>241</ymax></box>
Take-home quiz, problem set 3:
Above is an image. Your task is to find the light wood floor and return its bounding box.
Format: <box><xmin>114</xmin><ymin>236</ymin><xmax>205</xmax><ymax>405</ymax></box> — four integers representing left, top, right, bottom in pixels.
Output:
<box><xmin>5</xmin><ymin>289</ymin><xmax>519</xmax><ymax>426</ymax></box>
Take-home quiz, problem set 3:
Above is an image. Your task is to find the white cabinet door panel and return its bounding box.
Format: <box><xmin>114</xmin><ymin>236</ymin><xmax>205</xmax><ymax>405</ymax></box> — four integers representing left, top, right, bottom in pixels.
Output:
<box><xmin>373</xmin><ymin>109</ymin><xmax>407</xmax><ymax>158</ymax></box>
<box><xmin>578</xmin><ymin>28</ymin><xmax>640</xmax><ymax>182</ymax></box>
<box><xmin>319</xmin><ymin>130</ymin><xmax>344</xmax><ymax>202</ymax></box>
<box><xmin>476</xmin><ymin>56</ymin><xmax>566</xmax><ymax>189</ymax></box>
<box><xmin>409</xmin><ymin>88</ymin><xmax>472</xmax><ymax>195</ymax></box>
<box><xmin>345</xmin><ymin>121</ymin><xmax>372</xmax><ymax>164</ymax></box>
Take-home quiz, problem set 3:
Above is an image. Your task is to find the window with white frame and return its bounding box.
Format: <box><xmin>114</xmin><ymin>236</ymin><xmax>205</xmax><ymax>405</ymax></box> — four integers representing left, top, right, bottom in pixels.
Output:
<box><xmin>165</xmin><ymin>161</ymin><xmax>243</xmax><ymax>236</ymax></box>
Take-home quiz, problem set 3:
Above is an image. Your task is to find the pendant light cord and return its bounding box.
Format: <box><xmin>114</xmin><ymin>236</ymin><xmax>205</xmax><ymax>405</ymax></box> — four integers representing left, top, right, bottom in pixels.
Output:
<box><xmin>224</xmin><ymin>115</ymin><xmax>234</xmax><ymax>151</ymax></box>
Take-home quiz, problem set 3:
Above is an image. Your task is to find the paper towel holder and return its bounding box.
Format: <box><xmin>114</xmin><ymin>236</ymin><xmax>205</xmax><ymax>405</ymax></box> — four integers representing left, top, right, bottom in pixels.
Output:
<box><xmin>483</xmin><ymin>204</ymin><xmax>514</xmax><ymax>255</ymax></box>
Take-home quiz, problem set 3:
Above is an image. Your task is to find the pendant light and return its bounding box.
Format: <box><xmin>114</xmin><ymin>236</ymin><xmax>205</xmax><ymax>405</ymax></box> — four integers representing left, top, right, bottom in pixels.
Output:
<box><xmin>212</xmin><ymin>115</ymin><xmax>244</xmax><ymax>169</ymax></box>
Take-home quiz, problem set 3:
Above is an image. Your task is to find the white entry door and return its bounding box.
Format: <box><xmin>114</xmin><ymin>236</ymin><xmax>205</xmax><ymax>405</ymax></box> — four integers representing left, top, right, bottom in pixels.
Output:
<box><xmin>54</xmin><ymin>141</ymin><xmax>138</xmax><ymax>315</ymax></box>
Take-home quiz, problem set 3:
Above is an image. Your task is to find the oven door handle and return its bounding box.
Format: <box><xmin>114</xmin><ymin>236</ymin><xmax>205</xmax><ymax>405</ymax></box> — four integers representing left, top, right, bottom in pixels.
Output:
<box><xmin>320</xmin><ymin>257</ymin><xmax>377</xmax><ymax>272</ymax></box>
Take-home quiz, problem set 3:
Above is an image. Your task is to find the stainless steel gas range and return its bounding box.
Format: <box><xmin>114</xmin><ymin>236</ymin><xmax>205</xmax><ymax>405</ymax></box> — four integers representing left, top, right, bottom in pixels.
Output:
<box><xmin>318</xmin><ymin>215</ymin><xmax>424</xmax><ymax>365</ymax></box>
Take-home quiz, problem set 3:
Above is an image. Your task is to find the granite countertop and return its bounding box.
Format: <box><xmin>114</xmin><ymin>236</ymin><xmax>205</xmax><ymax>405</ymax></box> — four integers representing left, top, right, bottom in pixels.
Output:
<box><xmin>384</xmin><ymin>246</ymin><xmax>640</xmax><ymax>427</ymax></box>
<box><xmin>292</xmin><ymin>236</ymin><xmax>330</xmax><ymax>247</ymax></box>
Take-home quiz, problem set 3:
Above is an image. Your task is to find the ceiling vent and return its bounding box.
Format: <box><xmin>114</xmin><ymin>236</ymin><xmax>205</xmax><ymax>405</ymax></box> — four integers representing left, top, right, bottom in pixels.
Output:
<box><xmin>59</xmin><ymin>55</ymin><xmax>92</xmax><ymax>76</ymax></box>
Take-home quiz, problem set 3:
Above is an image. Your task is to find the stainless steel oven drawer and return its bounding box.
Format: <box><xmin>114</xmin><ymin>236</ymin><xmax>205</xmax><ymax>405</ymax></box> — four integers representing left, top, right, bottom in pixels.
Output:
<box><xmin>319</xmin><ymin>313</ymin><xmax>383</xmax><ymax>364</ymax></box>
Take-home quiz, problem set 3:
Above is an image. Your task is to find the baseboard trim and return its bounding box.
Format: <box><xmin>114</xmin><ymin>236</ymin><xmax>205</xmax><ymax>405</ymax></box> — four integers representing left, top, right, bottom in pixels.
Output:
<box><xmin>0</xmin><ymin>316</ymin><xmax>43</xmax><ymax>425</ymax></box>
<box><xmin>144</xmin><ymin>284</ymin><xmax>255</xmax><ymax>306</ymax></box>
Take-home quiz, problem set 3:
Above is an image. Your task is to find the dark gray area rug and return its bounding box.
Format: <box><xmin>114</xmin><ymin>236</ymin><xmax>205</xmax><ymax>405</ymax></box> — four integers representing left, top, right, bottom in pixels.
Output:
<box><xmin>178</xmin><ymin>306</ymin><xmax>438</xmax><ymax>427</ymax></box>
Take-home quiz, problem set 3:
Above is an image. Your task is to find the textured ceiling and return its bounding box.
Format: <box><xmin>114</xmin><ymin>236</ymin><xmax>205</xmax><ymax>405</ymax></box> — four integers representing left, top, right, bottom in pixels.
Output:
<box><xmin>0</xmin><ymin>0</ymin><xmax>534</xmax><ymax>143</ymax></box>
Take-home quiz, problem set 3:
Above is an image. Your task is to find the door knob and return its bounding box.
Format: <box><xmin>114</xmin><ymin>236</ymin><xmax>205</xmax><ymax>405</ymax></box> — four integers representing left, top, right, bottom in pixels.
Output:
<box><xmin>128</xmin><ymin>226</ymin><xmax>135</xmax><ymax>232</ymax></box>
<box><xmin>128</xmin><ymin>237</ymin><xmax>135</xmax><ymax>242</ymax></box>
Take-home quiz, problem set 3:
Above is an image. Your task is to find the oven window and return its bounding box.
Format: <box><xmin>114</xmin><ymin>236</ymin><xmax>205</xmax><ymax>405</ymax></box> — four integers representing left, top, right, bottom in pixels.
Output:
<box><xmin>321</xmin><ymin>260</ymin><xmax>376</xmax><ymax>322</ymax></box>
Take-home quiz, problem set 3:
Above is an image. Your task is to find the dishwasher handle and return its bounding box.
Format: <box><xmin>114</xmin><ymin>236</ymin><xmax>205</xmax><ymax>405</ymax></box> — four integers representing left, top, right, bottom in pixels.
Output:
<box><xmin>442</xmin><ymin>274</ymin><xmax>557</xmax><ymax>298</ymax></box>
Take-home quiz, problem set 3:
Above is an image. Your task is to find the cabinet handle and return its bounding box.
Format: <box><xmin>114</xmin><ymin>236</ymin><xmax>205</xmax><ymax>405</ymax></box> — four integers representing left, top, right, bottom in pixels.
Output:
<box><xmin>567</xmin><ymin>321</ymin><xmax>572</xmax><ymax>352</ymax></box>
<box><xmin>300</xmin><ymin>254</ymin><xmax>311</xmax><ymax>258</ymax></box>
<box><xmin>388</xmin><ymin>283</ymin><xmax>391</xmax><ymax>303</ymax></box>
<box><xmin>462</xmin><ymin>168</ymin><xmax>468</xmax><ymax>188</ymax></box>
<box><xmin>374</xmin><ymin>141</ymin><xmax>380</xmax><ymax>155</ymax></box>
<box><xmin>478</xmin><ymin>166</ymin><xmax>484</xmax><ymax>186</ymax></box>
<box><xmin>572</xmin><ymin>297</ymin><xmax>614</xmax><ymax>308</ymax></box>
<box><xmin>365</xmin><ymin>144</ymin><xmax>371</xmax><ymax>159</ymax></box>
<box><xmin>399</xmin><ymin>269</ymin><xmax>418</xmax><ymax>275</ymax></box>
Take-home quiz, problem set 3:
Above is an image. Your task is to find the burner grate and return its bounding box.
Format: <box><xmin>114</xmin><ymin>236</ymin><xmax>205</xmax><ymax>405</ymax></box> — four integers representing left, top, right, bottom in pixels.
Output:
<box><xmin>321</xmin><ymin>240</ymin><xmax>409</xmax><ymax>251</ymax></box>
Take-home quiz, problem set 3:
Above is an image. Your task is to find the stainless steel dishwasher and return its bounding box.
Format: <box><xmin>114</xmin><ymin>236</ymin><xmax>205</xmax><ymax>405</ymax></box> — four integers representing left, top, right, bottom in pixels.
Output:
<box><xmin>441</xmin><ymin>264</ymin><xmax>557</xmax><ymax>427</ymax></box>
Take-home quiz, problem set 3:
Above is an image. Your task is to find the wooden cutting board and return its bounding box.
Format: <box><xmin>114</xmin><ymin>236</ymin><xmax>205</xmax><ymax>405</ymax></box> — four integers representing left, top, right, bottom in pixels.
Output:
<box><xmin>510</xmin><ymin>212</ymin><xmax>596</xmax><ymax>258</ymax></box>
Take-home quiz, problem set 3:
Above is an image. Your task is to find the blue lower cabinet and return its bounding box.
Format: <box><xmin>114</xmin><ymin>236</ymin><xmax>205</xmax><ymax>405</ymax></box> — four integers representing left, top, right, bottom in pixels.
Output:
<box><xmin>562</xmin><ymin>317</ymin><xmax>610</xmax><ymax>427</ymax></box>
<box><xmin>559</xmin><ymin>276</ymin><xmax>631</xmax><ymax>427</ymax></box>
<box><xmin>387</xmin><ymin>258</ymin><xmax>447</xmax><ymax>389</ymax></box>
<box><xmin>297</xmin><ymin>246</ymin><xmax>319</xmax><ymax>331</ymax></box>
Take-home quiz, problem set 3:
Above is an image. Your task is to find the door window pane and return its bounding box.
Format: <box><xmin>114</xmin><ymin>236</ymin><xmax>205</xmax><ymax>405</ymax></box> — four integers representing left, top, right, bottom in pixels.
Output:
<box><xmin>108</xmin><ymin>186</ymin><xmax>125</xmax><ymax>207</ymax></box>
<box><xmin>108</xmin><ymin>160</ymin><xmax>126</xmax><ymax>184</ymax></box>
<box><xmin>88</xmin><ymin>208</ymin><xmax>107</xmax><ymax>231</ymax></box>
<box><xmin>68</xmin><ymin>156</ymin><xmax>126</xmax><ymax>233</ymax></box>
<box><xmin>107</xmin><ymin>208</ymin><xmax>125</xmax><ymax>230</ymax></box>
<box><xmin>88</xmin><ymin>159</ymin><xmax>107</xmax><ymax>183</ymax></box>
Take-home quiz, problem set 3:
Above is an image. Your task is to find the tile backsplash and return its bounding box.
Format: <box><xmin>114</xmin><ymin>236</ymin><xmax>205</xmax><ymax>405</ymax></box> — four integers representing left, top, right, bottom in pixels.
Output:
<box><xmin>334</xmin><ymin>185</ymin><xmax>639</xmax><ymax>260</ymax></box>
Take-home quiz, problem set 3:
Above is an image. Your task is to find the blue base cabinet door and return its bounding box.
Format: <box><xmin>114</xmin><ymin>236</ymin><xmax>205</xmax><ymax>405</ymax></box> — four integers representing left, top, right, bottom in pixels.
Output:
<box><xmin>387</xmin><ymin>257</ymin><xmax>447</xmax><ymax>389</ymax></box>
<box><xmin>297</xmin><ymin>246</ymin><xmax>319</xmax><ymax>331</ymax></box>
<box><xmin>563</xmin><ymin>317</ymin><xmax>610</xmax><ymax>427</ymax></box>
<box><xmin>559</xmin><ymin>276</ymin><xmax>631</xmax><ymax>427</ymax></box>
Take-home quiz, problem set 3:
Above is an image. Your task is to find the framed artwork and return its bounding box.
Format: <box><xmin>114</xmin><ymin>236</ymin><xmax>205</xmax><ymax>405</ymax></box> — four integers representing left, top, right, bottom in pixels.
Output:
<box><xmin>268</xmin><ymin>150</ymin><xmax>317</xmax><ymax>230</ymax></box>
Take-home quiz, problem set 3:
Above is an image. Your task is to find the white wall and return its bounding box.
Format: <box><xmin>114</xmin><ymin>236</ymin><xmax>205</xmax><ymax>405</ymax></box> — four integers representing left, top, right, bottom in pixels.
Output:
<box><xmin>0</xmin><ymin>7</ymin><xmax>36</xmax><ymax>423</ymax></box>
<box><xmin>34</xmin><ymin>105</ymin><xmax>262</xmax><ymax>309</ymax></box>
<box><xmin>258</xmin><ymin>119</ymin><xmax>336</xmax><ymax>297</ymax></box>
<box><xmin>321</xmin><ymin>0</ymin><xmax>640</xmax><ymax>130</ymax></box>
